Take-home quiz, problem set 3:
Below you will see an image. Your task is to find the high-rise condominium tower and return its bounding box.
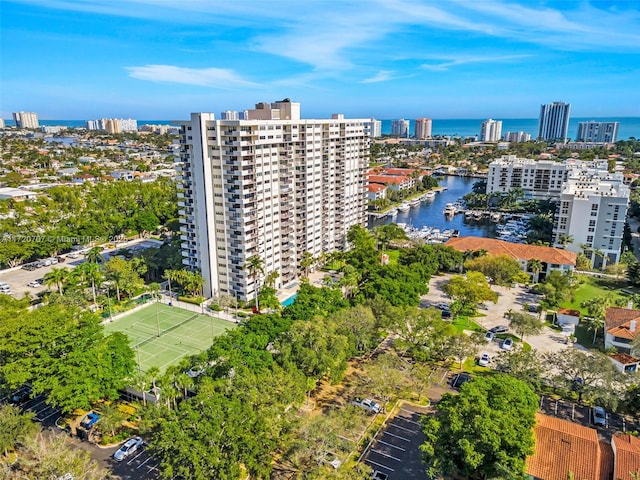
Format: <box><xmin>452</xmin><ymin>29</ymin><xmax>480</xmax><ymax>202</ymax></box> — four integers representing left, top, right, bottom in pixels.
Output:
<box><xmin>414</xmin><ymin>118</ymin><xmax>432</xmax><ymax>139</ymax></box>
<box><xmin>576</xmin><ymin>121</ymin><xmax>619</xmax><ymax>143</ymax></box>
<box><xmin>12</xmin><ymin>111</ymin><xmax>39</xmax><ymax>129</ymax></box>
<box><xmin>538</xmin><ymin>101</ymin><xmax>571</xmax><ymax>142</ymax></box>
<box><xmin>391</xmin><ymin>119</ymin><xmax>409</xmax><ymax>138</ymax></box>
<box><xmin>177</xmin><ymin>100</ymin><xmax>370</xmax><ymax>300</ymax></box>
<box><xmin>479</xmin><ymin>118</ymin><xmax>502</xmax><ymax>142</ymax></box>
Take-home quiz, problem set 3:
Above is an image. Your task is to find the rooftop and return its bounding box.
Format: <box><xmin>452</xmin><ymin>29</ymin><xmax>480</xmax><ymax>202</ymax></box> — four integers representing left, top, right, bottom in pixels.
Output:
<box><xmin>445</xmin><ymin>236</ymin><xmax>577</xmax><ymax>266</ymax></box>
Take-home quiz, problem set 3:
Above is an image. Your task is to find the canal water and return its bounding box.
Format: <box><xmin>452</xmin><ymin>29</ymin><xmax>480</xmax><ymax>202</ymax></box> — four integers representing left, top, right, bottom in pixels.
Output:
<box><xmin>369</xmin><ymin>175</ymin><xmax>499</xmax><ymax>239</ymax></box>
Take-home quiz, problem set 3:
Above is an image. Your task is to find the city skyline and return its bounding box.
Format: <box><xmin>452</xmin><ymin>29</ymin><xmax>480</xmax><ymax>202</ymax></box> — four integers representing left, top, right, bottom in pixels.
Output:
<box><xmin>2</xmin><ymin>1</ymin><xmax>640</xmax><ymax>120</ymax></box>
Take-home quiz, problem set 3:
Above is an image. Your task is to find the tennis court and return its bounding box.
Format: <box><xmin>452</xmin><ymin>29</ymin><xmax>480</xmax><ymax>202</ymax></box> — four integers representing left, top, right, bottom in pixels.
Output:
<box><xmin>103</xmin><ymin>303</ymin><xmax>234</xmax><ymax>373</ymax></box>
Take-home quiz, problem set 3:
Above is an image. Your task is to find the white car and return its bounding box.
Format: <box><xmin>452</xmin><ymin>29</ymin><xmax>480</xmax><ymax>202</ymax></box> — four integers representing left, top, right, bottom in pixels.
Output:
<box><xmin>478</xmin><ymin>353</ymin><xmax>491</xmax><ymax>367</ymax></box>
<box><xmin>484</xmin><ymin>331</ymin><xmax>495</xmax><ymax>342</ymax></box>
<box><xmin>27</xmin><ymin>281</ymin><xmax>41</xmax><ymax>288</ymax></box>
<box><xmin>113</xmin><ymin>437</ymin><xmax>144</xmax><ymax>461</ymax></box>
<box><xmin>351</xmin><ymin>398</ymin><xmax>383</xmax><ymax>414</ymax></box>
<box><xmin>501</xmin><ymin>338</ymin><xmax>514</xmax><ymax>350</ymax></box>
<box><xmin>67</xmin><ymin>252</ymin><xmax>79</xmax><ymax>259</ymax></box>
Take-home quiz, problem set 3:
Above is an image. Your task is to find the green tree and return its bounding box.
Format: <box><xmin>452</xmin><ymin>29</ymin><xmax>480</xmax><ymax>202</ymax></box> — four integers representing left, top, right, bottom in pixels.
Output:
<box><xmin>103</xmin><ymin>256</ymin><xmax>145</xmax><ymax>301</ymax></box>
<box><xmin>76</xmin><ymin>261</ymin><xmax>103</xmax><ymax>307</ymax></box>
<box><xmin>421</xmin><ymin>374</ymin><xmax>538</xmax><ymax>479</ymax></box>
<box><xmin>300</xmin><ymin>251</ymin><xmax>315</xmax><ymax>279</ymax></box>
<box><xmin>243</xmin><ymin>254</ymin><xmax>265</xmax><ymax>310</ymax></box>
<box><xmin>442</xmin><ymin>271</ymin><xmax>498</xmax><ymax>313</ymax></box>
<box><xmin>0</xmin><ymin>405</ymin><xmax>38</xmax><ymax>457</ymax></box>
<box><xmin>464</xmin><ymin>254</ymin><xmax>530</xmax><ymax>286</ymax></box>
<box><xmin>508</xmin><ymin>312</ymin><xmax>544</xmax><ymax>341</ymax></box>
<box><xmin>527</xmin><ymin>258</ymin><xmax>544</xmax><ymax>283</ymax></box>
<box><xmin>85</xmin><ymin>246</ymin><xmax>105</xmax><ymax>265</ymax></box>
<box><xmin>43</xmin><ymin>266</ymin><xmax>71</xmax><ymax>295</ymax></box>
<box><xmin>98</xmin><ymin>402</ymin><xmax>127</xmax><ymax>437</ymax></box>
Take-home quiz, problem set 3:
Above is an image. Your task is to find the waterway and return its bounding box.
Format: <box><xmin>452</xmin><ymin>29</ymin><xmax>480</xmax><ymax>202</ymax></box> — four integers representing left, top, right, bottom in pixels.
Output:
<box><xmin>369</xmin><ymin>175</ymin><xmax>499</xmax><ymax>239</ymax></box>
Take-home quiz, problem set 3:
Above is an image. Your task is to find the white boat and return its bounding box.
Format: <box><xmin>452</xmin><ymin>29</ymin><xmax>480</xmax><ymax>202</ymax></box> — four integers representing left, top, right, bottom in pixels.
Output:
<box><xmin>398</xmin><ymin>203</ymin><xmax>410</xmax><ymax>212</ymax></box>
<box><xmin>424</xmin><ymin>191</ymin><xmax>436</xmax><ymax>199</ymax></box>
<box><xmin>443</xmin><ymin>203</ymin><xmax>456</xmax><ymax>216</ymax></box>
<box><xmin>410</xmin><ymin>198</ymin><xmax>421</xmax><ymax>207</ymax></box>
<box><xmin>388</xmin><ymin>208</ymin><xmax>398</xmax><ymax>217</ymax></box>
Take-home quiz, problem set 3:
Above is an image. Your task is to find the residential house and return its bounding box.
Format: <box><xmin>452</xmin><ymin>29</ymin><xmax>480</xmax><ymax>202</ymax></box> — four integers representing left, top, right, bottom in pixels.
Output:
<box><xmin>612</xmin><ymin>434</ymin><xmax>640</xmax><ymax>480</ymax></box>
<box><xmin>445</xmin><ymin>236</ymin><xmax>577</xmax><ymax>281</ymax></box>
<box><xmin>367</xmin><ymin>183</ymin><xmax>387</xmax><ymax>201</ymax></box>
<box><xmin>368</xmin><ymin>174</ymin><xmax>414</xmax><ymax>191</ymax></box>
<box><xmin>526</xmin><ymin>413</ymin><xmax>613</xmax><ymax>480</ymax></box>
<box><xmin>608</xmin><ymin>353</ymin><xmax>640</xmax><ymax>374</ymax></box>
<box><xmin>556</xmin><ymin>308</ymin><xmax>581</xmax><ymax>326</ymax></box>
<box><xmin>604</xmin><ymin>307</ymin><xmax>640</xmax><ymax>356</ymax></box>
<box><xmin>0</xmin><ymin>187</ymin><xmax>39</xmax><ymax>201</ymax></box>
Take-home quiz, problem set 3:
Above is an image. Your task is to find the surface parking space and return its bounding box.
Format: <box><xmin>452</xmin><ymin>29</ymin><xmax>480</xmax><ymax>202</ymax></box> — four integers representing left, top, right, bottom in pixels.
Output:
<box><xmin>20</xmin><ymin>394</ymin><xmax>62</xmax><ymax>427</ymax></box>
<box><xmin>107</xmin><ymin>445</ymin><xmax>162</xmax><ymax>480</ymax></box>
<box><xmin>362</xmin><ymin>403</ymin><xmax>429</xmax><ymax>480</ymax></box>
<box><xmin>539</xmin><ymin>395</ymin><xmax>640</xmax><ymax>433</ymax></box>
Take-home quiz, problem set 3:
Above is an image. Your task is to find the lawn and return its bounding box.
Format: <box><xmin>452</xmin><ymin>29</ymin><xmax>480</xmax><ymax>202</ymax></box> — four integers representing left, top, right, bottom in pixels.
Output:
<box><xmin>452</xmin><ymin>316</ymin><xmax>484</xmax><ymax>333</ymax></box>
<box><xmin>562</xmin><ymin>275</ymin><xmax>631</xmax><ymax>315</ymax></box>
<box><xmin>103</xmin><ymin>303</ymin><xmax>235</xmax><ymax>373</ymax></box>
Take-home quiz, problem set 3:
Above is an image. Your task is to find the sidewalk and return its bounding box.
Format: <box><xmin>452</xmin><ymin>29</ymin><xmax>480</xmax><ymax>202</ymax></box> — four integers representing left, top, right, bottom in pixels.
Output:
<box><xmin>158</xmin><ymin>294</ymin><xmax>241</xmax><ymax>324</ymax></box>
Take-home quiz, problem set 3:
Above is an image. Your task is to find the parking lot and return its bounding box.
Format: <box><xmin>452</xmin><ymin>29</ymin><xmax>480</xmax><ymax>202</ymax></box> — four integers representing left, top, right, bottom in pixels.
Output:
<box><xmin>104</xmin><ymin>443</ymin><xmax>162</xmax><ymax>480</ymax></box>
<box><xmin>0</xmin><ymin>239</ymin><xmax>162</xmax><ymax>299</ymax></box>
<box><xmin>539</xmin><ymin>395</ymin><xmax>640</xmax><ymax>434</ymax></box>
<box><xmin>361</xmin><ymin>402</ymin><xmax>430</xmax><ymax>480</ymax></box>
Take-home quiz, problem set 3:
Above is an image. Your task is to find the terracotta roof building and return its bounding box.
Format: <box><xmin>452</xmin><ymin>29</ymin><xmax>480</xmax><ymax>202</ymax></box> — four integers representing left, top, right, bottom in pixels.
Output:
<box><xmin>612</xmin><ymin>434</ymin><xmax>640</xmax><ymax>480</ymax></box>
<box><xmin>445</xmin><ymin>236</ymin><xmax>576</xmax><ymax>280</ymax></box>
<box><xmin>604</xmin><ymin>307</ymin><xmax>640</xmax><ymax>359</ymax></box>
<box><xmin>527</xmin><ymin>414</ymin><xmax>611</xmax><ymax>480</ymax></box>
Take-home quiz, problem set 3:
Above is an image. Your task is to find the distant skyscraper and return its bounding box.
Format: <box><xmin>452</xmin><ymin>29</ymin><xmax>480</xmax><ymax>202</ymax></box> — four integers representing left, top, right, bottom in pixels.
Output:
<box><xmin>576</xmin><ymin>121</ymin><xmax>619</xmax><ymax>143</ymax></box>
<box><xmin>480</xmin><ymin>118</ymin><xmax>502</xmax><ymax>142</ymax></box>
<box><xmin>86</xmin><ymin>120</ymin><xmax>101</xmax><ymax>130</ymax></box>
<box><xmin>414</xmin><ymin>118</ymin><xmax>432</xmax><ymax>139</ymax></box>
<box><xmin>120</xmin><ymin>118</ymin><xmax>138</xmax><ymax>132</ymax></box>
<box><xmin>391</xmin><ymin>119</ymin><xmax>409</xmax><ymax>138</ymax></box>
<box><xmin>0</xmin><ymin>118</ymin><xmax>5</xmax><ymax>129</ymax></box>
<box><xmin>364</xmin><ymin>119</ymin><xmax>382</xmax><ymax>138</ymax></box>
<box><xmin>12</xmin><ymin>111</ymin><xmax>39</xmax><ymax>129</ymax></box>
<box><xmin>538</xmin><ymin>101</ymin><xmax>571</xmax><ymax>142</ymax></box>
<box><xmin>103</xmin><ymin>118</ymin><xmax>121</xmax><ymax>134</ymax></box>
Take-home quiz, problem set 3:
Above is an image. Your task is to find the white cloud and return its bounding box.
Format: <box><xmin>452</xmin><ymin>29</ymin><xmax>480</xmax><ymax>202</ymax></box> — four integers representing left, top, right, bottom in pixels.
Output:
<box><xmin>421</xmin><ymin>54</ymin><xmax>532</xmax><ymax>71</ymax></box>
<box><xmin>125</xmin><ymin>65</ymin><xmax>258</xmax><ymax>88</ymax></box>
<box><xmin>360</xmin><ymin>71</ymin><xmax>396</xmax><ymax>84</ymax></box>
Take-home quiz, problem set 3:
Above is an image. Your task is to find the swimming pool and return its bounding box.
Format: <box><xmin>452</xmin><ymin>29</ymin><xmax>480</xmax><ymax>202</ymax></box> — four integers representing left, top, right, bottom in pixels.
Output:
<box><xmin>281</xmin><ymin>293</ymin><xmax>298</xmax><ymax>307</ymax></box>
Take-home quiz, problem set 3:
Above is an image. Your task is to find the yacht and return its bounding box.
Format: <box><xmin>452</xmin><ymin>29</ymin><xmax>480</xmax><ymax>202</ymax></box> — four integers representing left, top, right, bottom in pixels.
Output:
<box><xmin>398</xmin><ymin>203</ymin><xmax>410</xmax><ymax>212</ymax></box>
<box><xmin>410</xmin><ymin>198</ymin><xmax>421</xmax><ymax>207</ymax></box>
<box><xmin>443</xmin><ymin>203</ymin><xmax>456</xmax><ymax>216</ymax></box>
<box><xmin>424</xmin><ymin>191</ymin><xmax>436</xmax><ymax>199</ymax></box>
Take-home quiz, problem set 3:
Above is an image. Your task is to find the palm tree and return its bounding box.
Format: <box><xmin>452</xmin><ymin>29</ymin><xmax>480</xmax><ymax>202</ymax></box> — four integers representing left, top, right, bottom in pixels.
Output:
<box><xmin>584</xmin><ymin>316</ymin><xmax>605</xmax><ymax>344</ymax></box>
<box><xmin>557</xmin><ymin>233</ymin><xmax>574</xmax><ymax>248</ymax></box>
<box><xmin>43</xmin><ymin>267</ymin><xmax>70</xmax><ymax>295</ymax></box>
<box><xmin>147</xmin><ymin>366</ymin><xmax>161</xmax><ymax>399</ymax></box>
<box><xmin>163</xmin><ymin>269</ymin><xmax>176</xmax><ymax>298</ymax></box>
<box><xmin>106</xmin><ymin>268</ymin><xmax>125</xmax><ymax>302</ymax></box>
<box><xmin>243</xmin><ymin>254</ymin><xmax>264</xmax><ymax>311</ymax></box>
<box><xmin>85</xmin><ymin>246</ymin><xmax>104</xmax><ymax>265</ymax></box>
<box><xmin>527</xmin><ymin>258</ymin><xmax>544</xmax><ymax>283</ymax></box>
<box><xmin>300</xmin><ymin>251</ymin><xmax>315</xmax><ymax>279</ymax></box>
<box><xmin>77</xmin><ymin>261</ymin><xmax>103</xmax><ymax>307</ymax></box>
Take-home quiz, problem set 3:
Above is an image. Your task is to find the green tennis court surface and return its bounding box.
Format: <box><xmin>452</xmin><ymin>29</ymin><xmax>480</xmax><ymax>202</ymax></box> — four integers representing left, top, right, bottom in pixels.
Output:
<box><xmin>104</xmin><ymin>303</ymin><xmax>235</xmax><ymax>373</ymax></box>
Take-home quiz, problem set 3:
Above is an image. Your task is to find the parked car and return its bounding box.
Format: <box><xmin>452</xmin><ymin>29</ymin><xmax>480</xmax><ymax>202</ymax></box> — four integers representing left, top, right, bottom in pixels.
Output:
<box><xmin>67</xmin><ymin>252</ymin><xmax>79</xmax><ymax>259</ymax></box>
<box><xmin>478</xmin><ymin>353</ymin><xmax>491</xmax><ymax>367</ymax></box>
<box><xmin>351</xmin><ymin>398</ymin><xmax>383</xmax><ymax>414</ymax></box>
<box><xmin>372</xmin><ymin>471</ymin><xmax>389</xmax><ymax>480</ymax></box>
<box><xmin>501</xmin><ymin>338</ymin><xmax>514</xmax><ymax>350</ymax></box>
<box><xmin>489</xmin><ymin>325</ymin><xmax>509</xmax><ymax>334</ymax></box>
<box><xmin>113</xmin><ymin>437</ymin><xmax>144</xmax><ymax>461</ymax></box>
<box><xmin>10</xmin><ymin>385</ymin><xmax>32</xmax><ymax>405</ymax></box>
<box><xmin>484</xmin><ymin>331</ymin><xmax>495</xmax><ymax>342</ymax></box>
<box><xmin>593</xmin><ymin>406</ymin><xmax>606</xmax><ymax>426</ymax></box>
<box><xmin>451</xmin><ymin>372</ymin><xmax>472</xmax><ymax>389</ymax></box>
<box><xmin>80</xmin><ymin>412</ymin><xmax>101</xmax><ymax>430</ymax></box>
<box><xmin>27</xmin><ymin>281</ymin><xmax>41</xmax><ymax>288</ymax></box>
<box><xmin>437</xmin><ymin>303</ymin><xmax>449</xmax><ymax>310</ymax></box>
<box><xmin>441</xmin><ymin>310</ymin><xmax>452</xmax><ymax>319</ymax></box>
<box><xmin>56</xmin><ymin>256</ymin><xmax>66</xmax><ymax>263</ymax></box>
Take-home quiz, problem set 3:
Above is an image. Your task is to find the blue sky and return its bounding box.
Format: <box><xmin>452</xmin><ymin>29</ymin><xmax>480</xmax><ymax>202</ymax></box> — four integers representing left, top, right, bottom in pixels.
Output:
<box><xmin>1</xmin><ymin>0</ymin><xmax>639</xmax><ymax>120</ymax></box>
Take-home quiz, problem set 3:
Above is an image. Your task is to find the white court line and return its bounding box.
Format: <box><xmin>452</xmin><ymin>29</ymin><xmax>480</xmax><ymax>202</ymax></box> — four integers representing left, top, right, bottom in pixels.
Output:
<box><xmin>388</xmin><ymin>422</ymin><xmax>417</xmax><ymax>434</ymax></box>
<box><xmin>365</xmin><ymin>459</ymin><xmax>395</xmax><ymax>472</ymax></box>
<box><xmin>371</xmin><ymin>448</ymin><xmax>402</xmax><ymax>462</ymax></box>
<box><xmin>377</xmin><ymin>439</ymin><xmax>406</xmax><ymax>451</ymax></box>
<box><xmin>382</xmin><ymin>430</ymin><xmax>411</xmax><ymax>442</ymax></box>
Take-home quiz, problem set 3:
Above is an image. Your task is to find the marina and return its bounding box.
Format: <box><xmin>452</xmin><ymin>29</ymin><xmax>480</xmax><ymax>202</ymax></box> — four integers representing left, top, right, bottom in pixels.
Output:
<box><xmin>369</xmin><ymin>175</ymin><xmax>533</xmax><ymax>243</ymax></box>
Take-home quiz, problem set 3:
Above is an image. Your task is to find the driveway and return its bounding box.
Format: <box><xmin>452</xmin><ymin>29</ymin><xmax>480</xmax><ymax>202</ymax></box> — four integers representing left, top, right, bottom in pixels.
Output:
<box><xmin>422</xmin><ymin>274</ymin><xmax>570</xmax><ymax>354</ymax></box>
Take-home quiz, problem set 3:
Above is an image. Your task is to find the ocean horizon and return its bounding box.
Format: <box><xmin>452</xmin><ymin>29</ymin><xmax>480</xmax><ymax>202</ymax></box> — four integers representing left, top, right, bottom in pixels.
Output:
<box><xmin>4</xmin><ymin>116</ymin><xmax>639</xmax><ymax>140</ymax></box>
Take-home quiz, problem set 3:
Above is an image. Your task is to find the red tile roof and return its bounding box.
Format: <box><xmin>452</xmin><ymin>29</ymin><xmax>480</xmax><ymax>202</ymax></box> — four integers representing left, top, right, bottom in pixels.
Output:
<box><xmin>612</xmin><ymin>434</ymin><xmax>640</xmax><ymax>480</ymax></box>
<box><xmin>445</xmin><ymin>236</ymin><xmax>577</xmax><ymax>266</ymax></box>
<box><xmin>367</xmin><ymin>184</ymin><xmax>386</xmax><ymax>193</ymax></box>
<box><xmin>605</xmin><ymin>307</ymin><xmax>640</xmax><ymax>340</ymax></box>
<box><xmin>558</xmin><ymin>308</ymin><xmax>581</xmax><ymax>317</ymax></box>
<box><xmin>599</xmin><ymin>440</ymin><xmax>614</xmax><ymax>480</ymax></box>
<box><xmin>609</xmin><ymin>353</ymin><xmax>639</xmax><ymax>365</ymax></box>
<box><xmin>527</xmin><ymin>413</ymin><xmax>602</xmax><ymax>480</ymax></box>
<box><xmin>368</xmin><ymin>174</ymin><xmax>411</xmax><ymax>185</ymax></box>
